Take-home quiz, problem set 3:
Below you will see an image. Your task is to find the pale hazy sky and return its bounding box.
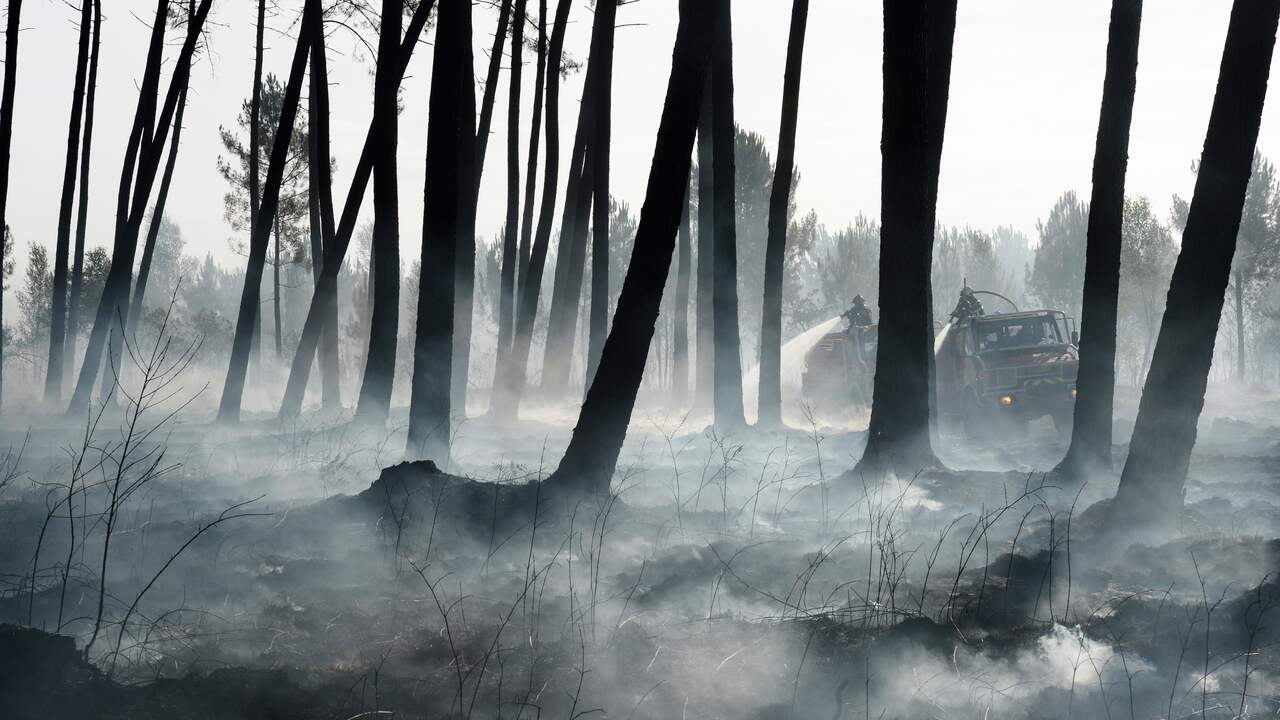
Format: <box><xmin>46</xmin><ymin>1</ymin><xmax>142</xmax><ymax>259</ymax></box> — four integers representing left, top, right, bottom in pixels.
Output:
<box><xmin>4</xmin><ymin>0</ymin><xmax>1277</xmax><ymax>282</ymax></box>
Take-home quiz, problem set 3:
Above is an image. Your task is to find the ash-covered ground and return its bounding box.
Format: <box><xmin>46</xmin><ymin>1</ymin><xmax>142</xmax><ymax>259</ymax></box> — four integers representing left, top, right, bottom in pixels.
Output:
<box><xmin>2</xmin><ymin>384</ymin><xmax>1279</xmax><ymax>719</ymax></box>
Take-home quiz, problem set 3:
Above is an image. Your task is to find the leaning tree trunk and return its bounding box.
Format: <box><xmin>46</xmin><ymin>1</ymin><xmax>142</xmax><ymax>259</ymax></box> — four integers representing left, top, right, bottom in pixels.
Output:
<box><xmin>547</xmin><ymin>0</ymin><xmax>719</xmax><ymax>496</ymax></box>
<box><xmin>353</xmin><ymin>0</ymin><xmax>404</xmax><ymax>425</ymax></box>
<box><xmin>1057</xmin><ymin>0</ymin><xmax>1143</xmax><ymax>478</ymax></box>
<box><xmin>757</xmin><ymin>0</ymin><xmax>810</xmax><ymax>429</ymax></box>
<box><xmin>407</xmin><ymin>0</ymin><xmax>474</xmax><ymax>465</ymax></box>
<box><xmin>490</xmin><ymin>0</ymin><xmax>573</xmax><ymax>417</ymax></box>
<box><xmin>671</xmin><ymin>173</ymin><xmax>692</xmax><ymax>400</ymax></box>
<box><xmin>496</xmin><ymin>0</ymin><xmax>527</xmax><ymax>364</ymax></box>
<box><xmin>710</xmin><ymin>0</ymin><xmax>745</xmax><ymax>432</ymax></box>
<box><xmin>308</xmin><ymin>25</ymin><xmax>341</xmax><ymax>411</ymax></box>
<box><xmin>0</xmin><ymin>0</ymin><xmax>22</xmax><ymax>408</ymax></box>
<box><xmin>44</xmin><ymin>0</ymin><xmax>93</xmax><ymax>403</ymax></box>
<box><xmin>129</xmin><ymin>81</ymin><xmax>190</xmax><ymax>326</ymax></box>
<box><xmin>854</xmin><ymin>0</ymin><xmax>954</xmax><ymax>475</ymax></box>
<box><xmin>1110</xmin><ymin>0</ymin><xmax>1280</xmax><ymax>526</ymax></box>
<box><xmin>69</xmin><ymin>0</ymin><xmax>211</xmax><ymax>415</ymax></box>
<box><xmin>693</xmin><ymin>77</ymin><xmax>714</xmax><ymax>413</ymax></box>
<box><xmin>65</xmin><ymin>0</ymin><xmax>101</xmax><ymax>381</ymax></box>
<box><xmin>516</xmin><ymin>0</ymin><xmax>547</xmax><ymax>320</ymax></box>
<box><xmin>216</xmin><ymin>0</ymin><xmax>315</xmax><ymax>423</ymax></box>
<box><xmin>272</xmin><ymin>214</ymin><xmax>283</xmax><ymax>357</ymax></box>
<box><xmin>276</xmin><ymin>0</ymin><xmax>434</xmax><ymax>420</ymax></box>
<box><xmin>585</xmin><ymin>0</ymin><xmax>618</xmax><ymax>389</ymax></box>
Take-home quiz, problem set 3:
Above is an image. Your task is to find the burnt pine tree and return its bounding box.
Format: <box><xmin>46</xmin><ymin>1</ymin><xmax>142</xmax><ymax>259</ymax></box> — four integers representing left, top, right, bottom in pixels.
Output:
<box><xmin>216</xmin><ymin>0</ymin><xmax>316</xmax><ymax>423</ymax></box>
<box><xmin>1057</xmin><ymin>0</ymin><xmax>1143</xmax><ymax>478</ymax></box>
<box><xmin>129</xmin><ymin>80</ymin><xmax>190</xmax><ymax>326</ymax></box>
<box><xmin>0</xmin><ymin>0</ymin><xmax>21</xmax><ymax>407</ymax></box>
<box><xmin>854</xmin><ymin>0</ymin><xmax>956</xmax><ymax>475</ymax></box>
<box><xmin>490</xmin><ymin>0</ymin><xmax>574</xmax><ymax>417</ymax></box>
<box><xmin>547</xmin><ymin>0</ymin><xmax>719</xmax><ymax>495</ymax></box>
<box><xmin>353</xmin><ymin>0</ymin><xmax>404</xmax><ymax>424</ymax></box>
<box><xmin>710</xmin><ymin>0</ymin><xmax>745</xmax><ymax>431</ymax></box>
<box><xmin>64</xmin><ymin>0</ymin><xmax>101</xmax><ymax>380</ymax></box>
<box><xmin>585</xmin><ymin>0</ymin><xmax>618</xmax><ymax>387</ymax></box>
<box><xmin>496</xmin><ymin>0</ymin><xmax>527</xmax><ymax>364</ymax></box>
<box><xmin>516</xmin><ymin>0</ymin><xmax>547</xmax><ymax>318</ymax></box>
<box><xmin>249</xmin><ymin>0</ymin><xmax>266</xmax><ymax>364</ymax></box>
<box><xmin>408</xmin><ymin>0</ymin><xmax>475</xmax><ymax>464</ymax></box>
<box><xmin>277</xmin><ymin>0</ymin><xmax>435</xmax><ymax>420</ymax></box>
<box><xmin>44</xmin><ymin>0</ymin><xmax>93</xmax><ymax>402</ymax></box>
<box><xmin>69</xmin><ymin>0</ymin><xmax>212</xmax><ymax>414</ymax></box>
<box><xmin>671</xmin><ymin>173</ymin><xmax>692</xmax><ymax>399</ymax></box>
<box><xmin>757</xmin><ymin>0</ymin><xmax>810</xmax><ymax>429</ymax></box>
<box><xmin>307</xmin><ymin>12</ymin><xmax>341</xmax><ymax>412</ymax></box>
<box><xmin>694</xmin><ymin>75</ymin><xmax>714</xmax><ymax>412</ymax></box>
<box><xmin>1110</xmin><ymin>0</ymin><xmax>1280</xmax><ymax>526</ymax></box>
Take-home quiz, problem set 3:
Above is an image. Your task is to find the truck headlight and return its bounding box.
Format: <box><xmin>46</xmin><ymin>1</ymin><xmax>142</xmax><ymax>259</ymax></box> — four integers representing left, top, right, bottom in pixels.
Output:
<box><xmin>998</xmin><ymin>394</ymin><xmax>1014</xmax><ymax>407</ymax></box>
<box><xmin>1071</xmin><ymin>387</ymin><xmax>1077</xmax><ymax>399</ymax></box>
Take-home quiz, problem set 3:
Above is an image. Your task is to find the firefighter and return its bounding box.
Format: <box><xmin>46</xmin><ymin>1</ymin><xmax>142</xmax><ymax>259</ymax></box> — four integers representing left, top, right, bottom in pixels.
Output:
<box><xmin>950</xmin><ymin>286</ymin><xmax>985</xmax><ymax>322</ymax></box>
<box><xmin>843</xmin><ymin>294</ymin><xmax>873</xmax><ymax>329</ymax></box>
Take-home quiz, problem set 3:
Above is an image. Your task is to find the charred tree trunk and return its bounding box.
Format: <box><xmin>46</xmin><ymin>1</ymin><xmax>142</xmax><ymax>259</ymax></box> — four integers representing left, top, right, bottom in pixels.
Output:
<box><xmin>249</xmin><ymin>0</ymin><xmax>266</xmax><ymax>369</ymax></box>
<box><xmin>1110</xmin><ymin>0</ymin><xmax>1280</xmax><ymax>525</ymax></box>
<box><xmin>490</xmin><ymin>0</ymin><xmax>573</xmax><ymax>417</ymax></box>
<box><xmin>671</xmin><ymin>173</ymin><xmax>692</xmax><ymax>400</ymax></box>
<box><xmin>1057</xmin><ymin>0</ymin><xmax>1143</xmax><ymax>478</ymax></box>
<box><xmin>710</xmin><ymin>0</ymin><xmax>745</xmax><ymax>431</ymax></box>
<box><xmin>216</xmin><ymin>0</ymin><xmax>315</xmax><ymax>423</ymax></box>
<box><xmin>69</xmin><ymin>0</ymin><xmax>211</xmax><ymax>415</ymax></box>
<box><xmin>64</xmin><ymin>0</ymin><xmax>101</xmax><ymax>381</ymax></box>
<box><xmin>516</xmin><ymin>0</ymin><xmax>547</xmax><ymax>320</ymax></box>
<box><xmin>855</xmin><ymin>0</ymin><xmax>953</xmax><ymax>475</ymax></box>
<box><xmin>272</xmin><ymin>214</ymin><xmax>283</xmax><ymax>358</ymax></box>
<box><xmin>44</xmin><ymin>0</ymin><xmax>92</xmax><ymax>403</ymax></box>
<box><xmin>547</xmin><ymin>0</ymin><xmax>718</xmax><ymax>496</ymax></box>
<box><xmin>408</xmin><ymin>0</ymin><xmax>474</xmax><ymax>464</ymax></box>
<box><xmin>757</xmin><ymin>0</ymin><xmax>809</xmax><ymax>429</ymax></box>
<box><xmin>585</xmin><ymin>0</ymin><xmax>618</xmax><ymax>389</ymax></box>
<box><xmin>496</xmin><ymin>0</ymin><xmax>527</xmax><ymax>364</ymax></box>
<box><xmin>308</xmin><ymin>26</ymin><xmax>341</xmax><ymax>411</ymax></box>
<box><xmin>276</xmin><ymin>0</ymin><xmax>434</xmax><ymax>420</ymax></box>
<box><xmin>129</xmin><ymin>81</ymin><xmax>190</xmax><ymax>325</ymax></box>
<box><xmin>354</xmin><ymin>0</ymin><xmax>404</xmax><ymax>425</ymax></box>
<box><xmin>0</xmin><ymin>0</ymin><xmax>21</xmax><ymax>408</ymax></box>
<box><xmin>693</xmin><ymin>78</ymin><xmax>714</xmax><ymax>412</ymax></box>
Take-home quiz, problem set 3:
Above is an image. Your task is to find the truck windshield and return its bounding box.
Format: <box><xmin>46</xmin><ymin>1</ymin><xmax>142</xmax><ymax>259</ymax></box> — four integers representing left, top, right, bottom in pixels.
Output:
<box><xmin>973</xmin><ymin>316</ymin><xmax>1063</xmax><ymax>352</ymax></box>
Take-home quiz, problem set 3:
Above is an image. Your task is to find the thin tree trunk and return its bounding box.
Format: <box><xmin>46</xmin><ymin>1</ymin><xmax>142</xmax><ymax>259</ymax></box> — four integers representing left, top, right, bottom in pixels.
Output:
<box><xmin>1058</xmin><ymin>0</ymin><xmax>1143</xmax><ymax>477</ymax></box>
<box><xmin>277</xmin><ymin>0</ymin><xmax>435</xmax><ymax>420</ymax></box>
<box><xmin>129</xmin><ymin>80</ymin><xmax>190</xmax><ymax>326</ymax></box>
<box><xmin>693</xmin><ymin>72</ymin><xmax>714</xmax><ymax>413</ymax></box>
<box><xmin>585</xmin><ymin>0</ymin><xmax>617</xmax><ymax>389</ymax></box>
<box><xmin>855</xmin><ymin>0</ymin><xmax>953</xmax><ymax>474</ymax></box>
<box><xmin>757</xmin><ymin>0</ymin><xmax>809</xmax><ymax>429</ymax></box>
<box><xmin>45</xmin><ymin>0</ymin><xmax>92</xmax><ymax>403</ymax></box>
<box><xmin>671</xmin><ymin>173</ymin><xmax>691</xmax><ymax>400</ymax></box>
<box><xmin>490</xmin><ymin>0</ymin><xmax>573</xmax><ymax>417</ymax></box>
<box><xmin>547</xmin><ymin>0</ymin><xmax>718</xmax><ymax>496</ymax></box>
<box><xmin>69</xmin><ymin>0</ymin><xmax>211</xmax><ymax>415</ymax></box>
<box><xmin>216</xmin><ymin>0</ymin><xmax>315</xmax><ymax>423</ymax></box>
<box><xmin>308</xmin><ymin>26</ymin><xmax>340</xmax><ymax>411</ymax></box>
<box><xmin>249</xmin><ymin>0</ymin><xmax>266</xmax><ymax>368</ymax></box>
<box><xmin>0</xmin><ymin>0</ymin><xmax>22</xmax><ymax>408</ymax></box>
<box><xmin>65</xmin><ymin>0</ymin><xmax>101</xmax><ymax>381</ymax></box>
<box><xmin>710</xmin><ymin>0</ymin><xmax>745</xmax><ymax>431</ymax></box>
<box><xmin>354</xmin><ymin>0</ymin><xmax>403</xmax><ymax>425</ymax></box>
<box><xmin>516</xmin><ymin>0</ymin><xmax>546</xmax><ymax>318</ymax></box>
<box><xmin>273</xmin><ymin>213</ymin><xmax>283</xmax><ymax>358</ymax></box>
<box><xmin>497</xmin><ymin>0</ymin><xmax>527</xmax><ymax>364</ymax></box>
<box><xmin>1111</xmin><ymin>0</ymin><xmax>1280</xmax><ymax>525</ymax></box>
<box><xmin>408</xmin><ymin>0</ymin><xmax>474</xmax><ymax>464</ymax></box>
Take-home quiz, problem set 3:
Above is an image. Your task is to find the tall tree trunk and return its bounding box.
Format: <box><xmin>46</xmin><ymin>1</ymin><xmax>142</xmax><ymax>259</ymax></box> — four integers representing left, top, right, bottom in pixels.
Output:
<box><xmin>273</xmin><ymin>214</ymin><xmax>283</xmax><ymax>358</ymax></box>
<box><xmin>693</xmin><ymin>77</ymin><xmax>714</xmax><ymax>412</ymax></box>
<box><xmin>408</xmin><ymin>0</ymin><xmax>474</xmax><ymax>464</ymax></box>
<box><xmin>490</xmin><ymin>0</ymin><xmax>573</xmax><ymax>417</ymax></box>
<box><xmin>671</xmin><ymin>173</ymin><xmax>692</xmax><ymax>400</ymax></box>
<box><xmin>65</xmin><ymin>0</ymin><xmax>101</xmax><ymax>381</ymax></box>
<box><xmin>354</xmin><ymin>0</ymin><xmax>403</xmax><ymax>425</ymax></box>
<box><xmin>277</xmin><ymin>0</ymin><xmax>435</xmax><ymax>420</ymax></box>
<box><xmin>496</xmin><ymin>0</ymin><xmax>527</xmax><ymax>364</ymax></box>
<box><xmin>585</xmin><ymin>0</ymin><xmax>618</xmax><ymax>389</ymax></box>
<box><xmin>129</xmin><ymin>81</ymin><xmax>190</xmax><ymax>326</ymax></box>
<box><xmin>547</xmin><ymin>0</ymin><xmax>718</xmax><ymax>496</ymax></box>
<box><xmin>757</xmin><ymin>0</ymin><xmax>809</xmax><ymax>429</ymax></box>
<box><xmin>69</xmin><ymin>0</ymin><xmax>211</xmax><ymax>415</ymax></box>
<box><xmin>0</xmin><ymin>0</ymin><xmax>22</xmax><ymax>408</ymax></box>
<box><xmin>308</xmin><ymin>25</ymin><xmax>341</xmax><ymax>411</ymax></box>
<box><xmin>1057</xmin><ymin>0</ymin><xmax>1143</xmax><ymax>477</ymax></box>
<box><xmin>516</xmin><ymin>0</ymin><xmax>546</xmax><ymax>319</ymax></box>
<box><xmin>1111</xmin><ymin>0</ymin><xmax>1280</xmax><ymax>524</ymax></box>
<box><xmin>452</xmin><ymin>0</ymin><xmax>514</xmax><ymax>416</ymax></box>
<box><xmin>249</xmin><ymin>0</ymin><xmax>266</xmax><ymax>369</ymax></box>
<box><xmin>45</xmin><ymin>0</ymin><xmax>93</xmax><ymax>403</ymax></box>
<box><xmin>710</xmin><ymin>0</ymin><xmax>745</xmax><ymax>431</ymax></box>
<box><xmin>215</xmin><ymin>0</ymin><xmax>315</xmax><ymax>423</ymax></box>
<box><xmin>855</xmin><ymin>0</ymin><xmax>954</xmax><ymax>475</ymax></box>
